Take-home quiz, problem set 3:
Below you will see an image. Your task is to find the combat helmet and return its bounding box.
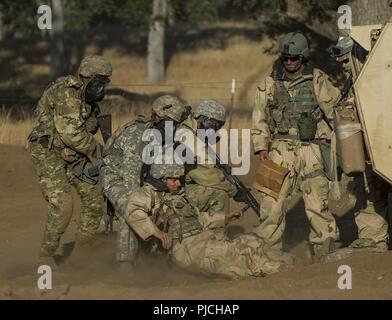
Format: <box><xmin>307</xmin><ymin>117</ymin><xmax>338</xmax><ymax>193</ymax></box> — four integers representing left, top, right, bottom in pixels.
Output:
<box><xmin>279</xmin><ymin>32</ymin><xmax>310</xmax><ymax>60</ymax></box>
<box><xmin>79</xmin><ymin>55</ymin><xmax>112</xmax><ymax>78</ymax></box>
<box><xmin>152</xmin><ymin>95</ymin><xmax>187</xmax><ymax>123</ymax></box>
<box><xmin>150</xmin><ymin>163</ymin><xmax>185</xmax><ymax>180</ymax></box>
<box><xmin>330</xmin><ymin>35</ymin><xmax>354</xmax><ymax>62</ymax></box>
<box><xmin>193</xmin><ymin>99</ymin><xmax>226</xmax><ymax>122</ymax></box>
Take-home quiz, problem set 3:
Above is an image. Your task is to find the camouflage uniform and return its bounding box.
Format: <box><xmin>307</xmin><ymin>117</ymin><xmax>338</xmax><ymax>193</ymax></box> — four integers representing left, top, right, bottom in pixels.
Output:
<box><xmin>251</xmin><ymin>33</ymin><xmax>340</xmax><ymax>252</ymax></box>
<box><xmin>331</xmin><ymin>35</ymin><xmax>389</xmax><ymax>250</ymax></box>
<box><xmin>349</xmin><ymin>170</ymin><xmax>389</xmax><ymax>249</ymax></box>
<box><xmin>178</xmin><ymin>100</ymin><xmax>236</xmax><ymax>217</ymax></box>
<box><xmin>100</xmin><ymin>95</ymin><xmax>187</xmax><ymax>262</ymax></box>
<box><xmin>28</xmin><ymin>55</ymin><xmax>112</xmax><ymax>257</ymax></box>
<box><xmin>101</xmin><ymin>116</ymin><xmax>150</xmax><ymax>262</ymax></box>
<box><xmin>124</xmin><ymin>164</ymin><xmax>286</xmax><ymax>279</ymax></box>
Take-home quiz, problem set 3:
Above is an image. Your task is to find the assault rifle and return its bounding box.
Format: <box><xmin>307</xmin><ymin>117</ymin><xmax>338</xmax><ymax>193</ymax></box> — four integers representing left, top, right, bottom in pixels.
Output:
<box><xmin>205</xmin><ymin>144</ymin><xmax>260</xmax><ymax>217</ymax></box>
<box><xmin>91</xmin><ymin>103</ymin><xmax>116</xmax><ymax>234</ymax></box>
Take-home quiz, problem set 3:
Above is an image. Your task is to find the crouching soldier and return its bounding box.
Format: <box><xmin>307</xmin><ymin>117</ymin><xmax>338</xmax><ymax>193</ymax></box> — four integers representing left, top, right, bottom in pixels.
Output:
<box><xmin>123</xmin><ymin>163</ymin><xmax>293</xmax><ymax>279</ymax></box>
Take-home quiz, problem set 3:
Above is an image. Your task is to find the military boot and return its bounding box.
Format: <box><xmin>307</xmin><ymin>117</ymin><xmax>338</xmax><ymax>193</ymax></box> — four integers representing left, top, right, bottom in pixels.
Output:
<box><xmin>312</xmin><ymin>237</ymin><xmax>336</xmax><ymax>263</ymax></box>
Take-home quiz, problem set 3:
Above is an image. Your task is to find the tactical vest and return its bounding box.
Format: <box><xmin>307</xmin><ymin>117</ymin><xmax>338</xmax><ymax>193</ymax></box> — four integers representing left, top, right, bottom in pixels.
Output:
<box><xmin>269</xmin><ymin>70</ymin><xmax>322</xmax><ymax>139</ymax></box>
<box><xmin>152</xmin><ymin>191</ymin><xmax>203</xmax><ymax>243</ymax></box>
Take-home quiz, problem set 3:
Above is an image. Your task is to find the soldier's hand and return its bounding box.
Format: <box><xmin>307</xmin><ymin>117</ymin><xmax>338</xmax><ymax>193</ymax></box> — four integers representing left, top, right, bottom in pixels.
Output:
<box><xmin>85</xmin><ymin>117</ymin><xmax>99</xmax><ymax>134</ymax></box>
<box><xmin>259</xmin><ymin>150</ymin><xmax>270</xmax><ymax>161</ymax></box>
<box><xmin>227</xmin><ymin>211</ymin><xmax>243</xmax><ymax>221</ymax></box>
<box><xmin>153</xmin><ymin>231</ymin><xmax>172</xmax><ymax>250</ymax></box>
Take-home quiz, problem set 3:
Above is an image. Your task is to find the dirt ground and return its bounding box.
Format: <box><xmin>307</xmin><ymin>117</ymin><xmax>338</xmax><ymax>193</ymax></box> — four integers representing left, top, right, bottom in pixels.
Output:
<box><xmin>1</xmin><ymin>144</ymin><xmax>392</xmax><ymax>300</ymax></box>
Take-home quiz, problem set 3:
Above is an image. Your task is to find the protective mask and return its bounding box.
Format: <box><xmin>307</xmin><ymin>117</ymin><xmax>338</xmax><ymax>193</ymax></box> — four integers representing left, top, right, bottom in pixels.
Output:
<box><xmin>85</xmin><ymin>75</ymin><xmax>109</xmax><ymax>103</ymax></box>
<box><xmin>197</xmin><ymin>116</ymin><xmax>223</xmax><ymax>144</ymax></box>
<box><xmin>154</xmin><ymin>119</ymin><xmax>176</xmax><ymax>146</ymax></box>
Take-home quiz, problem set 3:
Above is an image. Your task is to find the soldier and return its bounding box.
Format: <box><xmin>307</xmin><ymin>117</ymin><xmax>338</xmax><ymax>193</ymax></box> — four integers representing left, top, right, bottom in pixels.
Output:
<box><xmin>178</xmin><ymin>100</ymin><xmax>237</xmax><ymax>219</ymax></box>
<box><xmin>251</xmin><ymin>32</ymin><xmax>341</xmax><ymax>256</ymax></box>
<box><xmin>100</xmin><ymin>95</ymin><xmax>188</xmax><ymax>268</ymax></box>
<box><xmin>28</xmin><ymin>55</ymin><xmax>112</xmax><ymax>266</ymax></box>
<box><xmin>331</xmin><ymin>35</ymin><xmax>389</xmax><ymax>250</ymax></box>
<box><xmin>123</xmin><ymin>163</ymin><xmax>291</xmax><ymax>279</ymax></box>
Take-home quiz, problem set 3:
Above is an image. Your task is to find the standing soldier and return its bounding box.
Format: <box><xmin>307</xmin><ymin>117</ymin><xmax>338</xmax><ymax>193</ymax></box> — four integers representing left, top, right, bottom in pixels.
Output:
<box><xmin>28</xmin><ymin>55</ymin><xmax>112</xmax><ymax>266</ymax></box>
<box><xmin>100</xmin><ymin>95</ymin><xmax>188</xmax><ymax>268</ymax></box>
<box><xmin>330</xmin><ymin>34</ymin><xmax>389</xmax><ymax>250</ymax></box>
<box><xmin>251</xmin><ymin>32</ymin><xmax>340</xmax><ymax>256</ymax></box>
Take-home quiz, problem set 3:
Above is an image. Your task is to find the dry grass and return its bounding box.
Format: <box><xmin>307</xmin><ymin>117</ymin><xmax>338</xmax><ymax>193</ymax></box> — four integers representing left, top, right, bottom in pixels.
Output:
<box><xmin>0</xmin><ymin>37</ymin><xmax>276</xmax><ymax>146</ymax></box>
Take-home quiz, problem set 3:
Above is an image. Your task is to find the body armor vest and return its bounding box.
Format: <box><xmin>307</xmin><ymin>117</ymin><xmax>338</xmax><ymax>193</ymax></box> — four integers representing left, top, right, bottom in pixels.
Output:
<box><xmin>269</xmin><ymin>62</ymin><xmax>322</xmax><ymax>138</ymax></box>
<box><xmin>152</xmin><ymin>191</ymin><xmax>203</xmax><ymax>243</ymax></box>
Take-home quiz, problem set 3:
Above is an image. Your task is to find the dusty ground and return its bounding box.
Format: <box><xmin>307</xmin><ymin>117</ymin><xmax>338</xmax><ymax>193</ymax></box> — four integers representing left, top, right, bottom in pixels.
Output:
<box><xmin>1</xmin><ymin>144</ymin><xmax>392</xmax><ymax>300</ymax></box>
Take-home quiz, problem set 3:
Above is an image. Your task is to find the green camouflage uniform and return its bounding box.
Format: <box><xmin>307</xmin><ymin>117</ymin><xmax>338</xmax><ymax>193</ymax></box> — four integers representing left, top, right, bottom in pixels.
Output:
<box><xmin>178</xmin><ymin>100</ymin><xmax>236</xmax><ymax>217</ymax></box>
<box><xmin>251</xmin><ymin>57</ymin><xmax>341</xmax><ymax>252</ymax></box>
<box><xmin>101</xmin><ymin>116</ymin><xmax>151</xmax><ymax>262</ymax></box>
<box><xmin>100</xmin><ymin>95</ymin><xmax>187</xmax><ymax>262</ymax></box>
<box><xmin>124</xmin><ymin>164</ymin><xmax>286</xmax><ymax>279</ymax></box>
<box><xmin>28</xmin><ymin>55</ymin><xmax>112</xmax><ymax>257</ymax></box>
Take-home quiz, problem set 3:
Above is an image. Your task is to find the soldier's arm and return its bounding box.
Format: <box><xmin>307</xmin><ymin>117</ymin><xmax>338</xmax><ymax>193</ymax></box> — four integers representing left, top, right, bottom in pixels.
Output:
<box><xmin>251</xmin><ymin>77</ymin><xmax>274</xmax><ymax>153</ymax></box>
<box><xmin>54</xmin><ymin>87</ymin><xmax>98</xmax><ymax>155</ymax></box>
<box><xmin>124</xmin><ymin>187</ymin><xmax>160</xmax><ymax>240</ymax></box>
<box><xmin>313</xmin><ymin>69</ymin><xmax>342</xmax><ymax>120</ymax></box>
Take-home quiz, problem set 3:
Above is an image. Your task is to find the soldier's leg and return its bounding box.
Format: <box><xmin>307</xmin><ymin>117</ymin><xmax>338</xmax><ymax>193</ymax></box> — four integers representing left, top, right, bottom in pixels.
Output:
<box><xmin>116</xmin><ymin>215</ymin><xmax>139</xmax><ymax>263</ymax></box>
<box><xmin>30</xmin><ymin>141</ymin><xmax>74</xmax><ymax>257</ymax></box>
<box><xmin>300</xmin><ymin>144</ymin><xmax>337</xmax><ymax>254</ymax></box>
<box><xmin>69</xmin><ymin>169</ymin><xmax>103</xmax><ymax>243</ymax></box>
<box><xmin>171</xmin><ymin>230</ymin><xmax>283</xmax><ymax>279</ymax></box>
<box><xmin>253</xmin><ymin>140</ymin><xmax>297</xmax><ymax>250</ymax></box>
<box><xmin>351</xmin><ymin>176</ymin><xmax>389</xmax><ymax>249</ymax></box>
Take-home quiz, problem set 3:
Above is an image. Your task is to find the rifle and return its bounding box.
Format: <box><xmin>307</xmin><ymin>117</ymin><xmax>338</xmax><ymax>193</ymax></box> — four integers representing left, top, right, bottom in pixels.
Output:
<box><xmin>91</xmin><ymin>103</ymin><xmax>116</xmax><ymax>234</ymax></box>
<box><xmin>338</xmin><ymin>75</ymin><xmax>353</xmax><ymax>104</ymax></box>
<box><xmin>205</xmin><ymin>144</ymin><xmax>260</xmax><ymax>217</ymax></box>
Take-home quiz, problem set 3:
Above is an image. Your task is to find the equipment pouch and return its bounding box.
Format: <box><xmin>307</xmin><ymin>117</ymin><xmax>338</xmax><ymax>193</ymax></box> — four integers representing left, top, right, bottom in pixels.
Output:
<box><xmin>71</xmin><ymin>158</ymin><xmax>99</xmax><ymax>185</ymax></box>
<box><xmin>318</xmin><ymin>140</ymin><xmax>334</xmax><ymax>181</ymax></box>
<box><xmin>297</xmin><ymin>112</ymin><xmax>317</xmax><ymax>141</ymax></box>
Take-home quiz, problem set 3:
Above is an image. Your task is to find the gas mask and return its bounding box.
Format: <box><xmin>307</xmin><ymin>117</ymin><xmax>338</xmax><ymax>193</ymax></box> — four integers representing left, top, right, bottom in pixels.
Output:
<box><xmin>197</xmin><ymin>115</ymin><xmax>224</xmax><ymax>144</ymax></box>
<box><xmin>153</xmin><ymin>118</ymin><xmax>177</xmax><ymax>146</ymax></box>
<box><xmin>197</xmin><ymin>115</ymin><xmax>224</xmax><ymax>132</ymax></box>
<box><xmin>85</xmin><ymin>75</ymin><xmax>110</xmax><ymax>103</ymax></box>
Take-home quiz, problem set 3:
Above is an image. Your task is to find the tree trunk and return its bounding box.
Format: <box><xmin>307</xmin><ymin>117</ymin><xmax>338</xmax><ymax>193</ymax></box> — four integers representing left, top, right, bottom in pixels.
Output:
<box><xmin>0</xmin><ymin>11</ymin><xmax>3</xmax><ymax>41</ymax></box>
<box><xmin>50</xmin><ymin>0</ymin><xmax>65</xmax><ymax>81</ymax></box>
<box><xmin>351</xmin><ymin>0</ymin><xmax>392</xmax><ymax>25</ymax></box>
<box><xmin>147</xmin><ymin>0</ymin><xmax>167</xmax><ymax>83</ymax></box>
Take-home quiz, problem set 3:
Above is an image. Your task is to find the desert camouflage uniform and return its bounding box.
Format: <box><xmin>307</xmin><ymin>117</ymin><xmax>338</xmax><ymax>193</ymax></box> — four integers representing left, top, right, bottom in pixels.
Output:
<box><xmin>350</xmin><ymin>169</ymin><xmax>389</xmax><ymax>249</ymax></box>
<box><xmin>101</xmin><ymin>116</ymin><xmax>150</xmax><ymax>262</ymax></box>
<box><xmin>28</xmin><ymin>55</ymin><xmax>111</xmax><ymax>257</ymax></box>
<box><xmin>251</xmin><ymin>61</ymin><xmax>341</xmax><ymax>252</ymax></box>
<box><xmin>177</xmin><ymin>100</ymin><xmax>236</xmax><ymax>217</ymax></box>
<box><xmin>124</xmin><ymin>182</ymin><xmax>285</xmax><ymax>279</ymax></box>
<box><xmin>330</xmin><ymin>35</ymin><xmax>389</xmax><ymax>249</ymax></box>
